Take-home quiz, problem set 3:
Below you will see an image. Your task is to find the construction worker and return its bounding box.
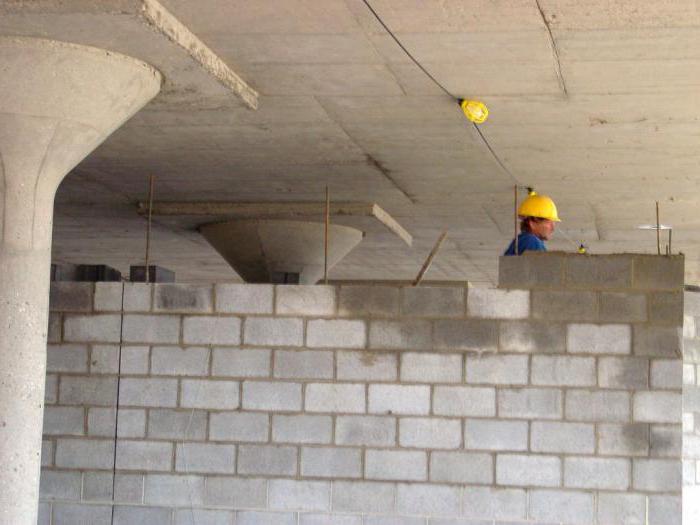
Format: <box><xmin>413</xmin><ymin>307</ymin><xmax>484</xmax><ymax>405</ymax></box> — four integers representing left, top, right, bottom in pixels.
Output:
<box><xmin>504</xmin><ymin>191</ymin><xmax>560</xmax><ymax>255</ymax></box>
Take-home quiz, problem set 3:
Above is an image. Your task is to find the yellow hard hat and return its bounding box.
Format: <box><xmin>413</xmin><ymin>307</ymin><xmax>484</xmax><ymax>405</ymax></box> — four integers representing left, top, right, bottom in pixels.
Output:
<box><xmin>518</xmin><ymin>191</ymin><xmax>561</xmax><ymax>222</ymax></box>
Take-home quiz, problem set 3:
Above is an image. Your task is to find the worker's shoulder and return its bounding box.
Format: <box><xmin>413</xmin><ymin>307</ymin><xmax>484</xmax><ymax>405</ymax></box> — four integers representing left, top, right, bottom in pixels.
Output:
<box><xmin>519</xmin><ymin>232</ymin><xmax>545</xmax><ymax>250</ymax></box>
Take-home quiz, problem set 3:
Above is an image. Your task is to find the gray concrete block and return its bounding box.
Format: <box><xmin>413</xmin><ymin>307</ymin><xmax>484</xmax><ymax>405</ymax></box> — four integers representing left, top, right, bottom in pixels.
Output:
<box><xmin>564</xmin><ymin>456</ymin><xmax>631</xmax><ymax>490</ymax></box>
<box><xmin>38</xmin><ymin>501</ymin><xmax>51</xmax><ymax>525</ymax></box>
<box><xmin>122</xmin><ymin>314</ymin><xmax>180</xmax><ymax>344</ymax></box>
<box><xmin>650</xmin><ymin>424</ymin><xmax>682</xmax><ymax>457</ymax></box>
<box><xmin>429</xmin><ymin>451</ymin><xmax>493</xmax><ymax>484</ymax></box>
<box><xmin>401</xmin><ymin>286</ymin><xmax>465</xmax><ymax>318</ymax></box>
<box><xmin>307</xmin><ymin>319</ymin><xmax>366</xmax><ymax>348</ymax></box>
<box><xmin>531</xmin><ymin>421</ymin><xmax>595</xmax><ymax>454</ymax></box>
<box><xmin>59</xmin><ymin>376</ymin><xmax>117</xmax><ymax>406</ymax></box>
<box><xmin>47</xmin><ymin>312</ymin><xmax>62</xmax><ymax>343</ymax></box>
<box><xmin>565</xmin><ymin>254</ymin><xmax>632</xmax><ymax>289</ymax></box>
<box><xmin>181</xmin><ymin>379</ymin><xmax>240</xmax><ymax>409</ymax></box>
<box><xmin>464</xmin><ymin>419</ymin><xmax>528</xmax><ymax>451</ymax></box>
<box><xmin>119</xmin><ymin>345</ymin><xmax>150</xmax><ymax>374</ymax></box>
<box><xmin>462</xmin><ymin>486</ymin><xmax>526</xmax><ymax>520</ymax></box>
<box><xmin>565</xmin><ymin>389</ymin><xmax>630</xmax><ymax>422</ymax></box>
<box><xmin>113</xmin><ymin>505</ymin><xmax>173</xmax><ymax>525</ymax></box>
<box><xmin>684</xmin><ymin>314</ymin><xmax>696</xmax><ymax>338</ymax></box>
<box><xmin>268</xmin><ymin>479</ymin><xmax>330</xmax><ymax>511</ymax></box>
<box><xmin>300</xmin><ymin>446</ymin><xmax>362</xmax><ymax>478</ymax></box>
<box><xmin>598</xmin><ymin>356</ymin><xmax>649</xmax><ymax>389</ymax></box>
<box><xmin>467</xmin><ymin>288</ymin><xmax>529</xmax><ymax>319</ymax></box>
<box><xmin>41</xmin><ymin>440</ymin><xmax>53</xmax><ymax>467</ymax></box>
<box><xmin>498</xmin><ymin>252</ymin><xmax>565</xmax><ymax>289</ymax></box>
<box><xmin>650</xmin><ymin>291</ymin><xmax>684</xmax><ymax>323</ymax></box>
<box><xmin>531</xmin><ymin>290</ymin><xmax>597</xmax><ymax>321</ymax></box>
<box><xmin>633</xmin><ymin>458</ymin><xmax>682</xmax><ymax>491</ymax></box>
<box><xmin>244</xmin><ymin>317</ymin><xmax>303</xmax><ymax>347</ymax></box>
<box><xmin>276</xmin><ymin>285</ymin><xmax>336</xmax><ymax>316</ymax></box>
<box><xmin>148</xmin><ymin>408</ymin><xmax>207</xmax><ymax>440</ymax></box>
<box><xmin>335</xmin><ymin>415</ymin><xmax>396</xmax><ymax>446</ymax></box>
<box><xmin>396</xmin><ymin>483</ymin><xmax>460</xmax><ymax>516</ymax></box>
<box><xmin>119</xmin><ymin>378</ymin><xmax>178</xmax><ymax>407</ymax></box>
<box><xmin>90</xmin><ymin>345</ymin><xmax>118</xmax><ymax>374</ymax></box>
<box><xmin>650</xmin><ymin>359</ymin><xmax>683</xmax><ymax>389</ymax></box>
<box><xmin>154</xmin><ymin>284</ymin><xmax>212</xmax><ymax>313</ymax></box>
<box><xmin>272</xmin><ymin>415</ymin><xmax>332</xmax><ymax>444</ymax></box>
<box><xmin>50</xmin><ymin>282</ymin><xmax>93</xmax><ymax>312</ymax></box>
<box><xmin>598</xmin><ymin>423</ymin><xmax>650</xmax><ymax>457</ymax></box>
<box><xmin>528</xmin><ymin>489</ymin><xmax>594</xmax><ymax>523</ymax></box>
<box><xmin>64</xmin><ymin>314</ymin><xmax>121</xmax><ymax>343</ymax></box>
<box><xmin>115</xmin><ymin>440</ymin><xmax>173</xmax><ymax>471</ymax></box>
<box><xmin>88</xmin><ymin>408</ymin><xmax>146</xmax><ymax>438</ymax></box>
<box><xmin>236</xmin><ymin>511</ymin><xmax>296</xmax><ymax>525</ymax></box>
<box><xmin>364</xmin><ymin>516</ymin><xmax>424</xmax><ymax>525</ymax></box>
<box><xmin>498</xmin><ymin>388</ymin><xmax>562</xmax><ymax>419</ymax></box>
<box><xmin>243</xmin><ymin>380</ymin><xmax>302</xmax><ymax>411</ymax></box>
<box><xmin>122</xmin><ymin>283</ymin><xmax>152</xmax><ymax>312</ymax></box>
<box><xmin>632</xmin><ymin>255</ymin><xmax>684</xmax><ymax>290</ymax></box>
<box><xmin>39</xmin><ymin>470</ymin><xmax>81</xmax><ymax>500</ymax></box>
<box><xmin>466</xmin><ymin>354</ymin><xmax>528</xmax><ymax>385</ymax></box>
<box><xmin>209</xmin><ymin>412</ymin><xmax>269</xmax><ymax>442</ymax></box>
<box><xmin>368</xmin><ymin>319</ymin><xmax>431</xmax><ymax>350</ymax></box>
<box><xmin>365</xmin><ymin>449</ymin><xmax>427</xmax><ymax>481</ymax></box>
<box><xmin>183</xmin><ymin>315</ymin><xmax>241</xmax><ymax>345</ymax></box>
<box><xmin>175</xmin><ymin>443</ymin><xmax>236</xmax><ymax>474</ymax></box>
<box><xmin>331</xmin><ymin>481</ymin><xmax>395</xmax><ymax>513</ymax></box>
<box><xmin>432</xmin><ymin>319</ymin><xmax>498</xmax><ymax>352</ymax></box>
<box><xmin>83</xmin><ymin>472</ymin><xmax>144</xmax><ymax>503</ymax></box>
<box><xmin>567</xmin><ymin>323</ymin><xmax>631</xmax><ymax>355</ymax></box>
<box><xmin>174</xmin><ymin>509</ymin><xmax>234</xmax><ymax>525</ymax></box>
<box><xmin>369</xmin><ymin>384</ymin><xmax>429</xmax><ymax>415</ymax></box>
<box><xmin>52</xmin><ymin>503</ymin><xmax>111</xmax><ymax>525</ymax></box>
<box><xmin>434</xmin><ymin>386</ymin><xmax>495</xmax><ymax>417</ymax></box>
<box><xmin>299</xmin><ymin>513</ymin><xmax>361</xmax><ymax>525</ymax></box>
<box><xmin>496</xmin><ymin>454</ymin><xmax>561</xmax><ymax>487</ymax></box>
<box><xmin>683</xmin><ymin>363</ymin><xmax>696</xmax><ymax>385</ymax></box>
<box><xmin>55</xmin><ymin>438</ymin><xmax>115</xmax><ymax>469</ymax></box>
<box><xmin>237</xmin><ymin>445</ymin><xmax>297</xmax><ymax>476</ymax></box>
<box><xmin>399</xmin><ymin>417</ymin><xmax>461</xmax><ymax>449</ymax></box>
<box><xmin>531</xmin><ymin>355</ymin><xmax>596</xmax><ymax>386</ymax></box>
<box><xmin>204</xmin><ymin>476</ymin><xmax>267</xmax><ymax>508</ymax></box>
<box><xmin>337</xmin><ymin>350</ymin><xmax>397</xmax><ymax>381</ymax></box>
<box><xmin>94</xmin><ymin>282</ymin><xmax>123</xmax><ymax>311</ymax></box>
<box><xmin>143</xmin><ymin>474</ymin><xmax>204</xmax><ymax>506</ymax></box>
<box><xmin>649</xmin><ymin>495</ymin><xmax>682</xmax><ymax>525</ymax></box>
<box><xmin>596</xmin><ymin>493</ymin><xmax>646</xmax><ymax>525</ymax></box>
<box><xmin>216</xmin><ymin>283</ymin><xmax>274</xmax><ymax>314</ymax></box>
<box><xmin>274</xmin><ymin>349</ymin><xmax>334</xmax><ymax>379</ymax></box>
<box><xmin>338</xmin><ymin>286</ymin><xmax>399</xmax><ymax>317</ymax></box>
<box><xmin>401</xmin><ymin>352</ymin><xmax>462</xmax><ymax>383</ymax></box>
<box><xmin>307</xmin><ymin>383</ymin><xmax>366</xmax><ymax>413</ymax></box>
<box><xmin>46</xmin><ymin>344</ymin><xmax>88</xmax><ymax>373</ymax></box>
<box><xmin>212</xmin><ymin>347</ymin><xmax>271</xmax><ymax>378</ymax></box>
<box><xmin>599</xmin><ymin>291</ymin><xmax>647</xmax><ymax>322</ymax></box>
<box><xmin>151</xmin><ymin>346</ymin><xmax>209</xmax><ymax>376</ymax></box>
<box><xmin>633</xmin><ymin>391</ymin><xmax>681</xmax><ymax>423</ymax></box>
<box><xmin>44</xmin><ymin>374</ymin><xmax>58</xmax><ymax>404</ymax></box>
<box><xmin>499</xmin><ymin>320</ymin><xmax>565</xmax><ymax>353</ymax></box>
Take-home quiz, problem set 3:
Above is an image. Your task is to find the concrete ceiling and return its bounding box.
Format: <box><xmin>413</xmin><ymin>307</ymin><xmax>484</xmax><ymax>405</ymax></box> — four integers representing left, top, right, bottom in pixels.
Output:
<box><xmin>3</xmin><ymin>0</ymin><xmax>700</xmax><ymax>285</ymax></box>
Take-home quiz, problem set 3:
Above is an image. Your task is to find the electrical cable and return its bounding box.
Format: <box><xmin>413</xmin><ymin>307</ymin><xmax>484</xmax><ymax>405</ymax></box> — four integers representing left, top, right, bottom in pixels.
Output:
<box><xmin>109</xmin><ymin>281</ymin><xmax>126</xmax><ymax>525</ymax></box>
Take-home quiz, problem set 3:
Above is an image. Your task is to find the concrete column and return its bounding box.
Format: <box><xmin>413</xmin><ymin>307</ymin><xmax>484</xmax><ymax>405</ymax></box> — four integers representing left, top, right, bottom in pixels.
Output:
<box><xmin>0</xmin><ymin>37</ymin><xmax>161</xmax><ymax>523</ymax></box>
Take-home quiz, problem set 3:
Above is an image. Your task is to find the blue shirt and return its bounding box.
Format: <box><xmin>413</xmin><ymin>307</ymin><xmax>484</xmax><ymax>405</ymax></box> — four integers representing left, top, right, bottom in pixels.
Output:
<box><xmin>504</xmin><ymin>232</ymin><xmax>546</xmax><ymax>256</ymax></box>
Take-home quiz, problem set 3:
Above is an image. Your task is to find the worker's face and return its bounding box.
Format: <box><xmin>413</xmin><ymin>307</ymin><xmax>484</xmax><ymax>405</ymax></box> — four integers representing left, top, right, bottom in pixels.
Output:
<box><xmin>530</xmin><ymin>218</ymin><xmax>555</xmax><ymax>240</ymax></box>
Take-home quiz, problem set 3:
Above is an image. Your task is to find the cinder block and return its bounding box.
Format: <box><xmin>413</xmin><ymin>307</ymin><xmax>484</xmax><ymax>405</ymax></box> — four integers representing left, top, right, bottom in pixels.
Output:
<box><xmin>599</xmin><ymin>292</ymin><xmax>647</xmax><ymax>322</ymax></box>
<box><xmin>650</xmin><ymin>424</ymin><xmax>682</xmax><ymax>457</ymax></box>
<box><xmin>174</xmin><ymin>509</ymin><xmax>234</xmax><ymax>525</ymax></box>
<box><xmin>531</xmin><ymin>421</ymin><xmax>595</xmax><ymax>454</ymax></box>
<box><xmin>274</xmin><ymin>349</ymin><xmax>334</xmax><ymax>379</ymax></box>
<box><xmin>269</xmin><ymin>479</ymin><xmax>330</xmax><ymax>511</ymax></box>
<box><xmin>464</xmin><ymin>419</ymin><xmax>528</xmax><ymax>451</ymax></box>
<box><xmin>147</xmin><ymin>408</ymin><xmax>207</xmax><ymax>440</ymax></box>
<box><xmin>499</xmin><ymin>320</ymin><xmax>565</xmax><ymax>353</ymax></box>
<box><xmin>47</xmin><ymin>312</ymin><xmax>62</xmax><ymax>343</ymax></box>
<box><xmin>401</xmin><ymin>286</ymin><xmax>465</xmax><ymax>318</ymax></box>
<box><xmin>335</xmin><ymin>415</ymin><xmax>396</xmax><ymax>446</ymax></box>
<box><xmin>181</xmin><ymin>379</ymin><xmax>240</xmax><ymax>410</ymax></box>
<box><xmin>338</xmin><ymin>286</ymin><xmax>399</xmax><ymax>317</ymax></box>
<box><xmin>564</xmin><ymin>456</ymin><xmax>630</xmax><ymax>489</ymax></box>
<box><xmin>684</xmin><ymin>363</ymin><xmax>696</xmax><ymax>385</ymax></box>
<box><xmin>41</xmin><ymin>440</ymin><xmax>53</xmax><ymax>466</ymax></box>
<box><xmin>598</xmin><ymin>423</ymin><xmax>649</xmax><ymax>456</ymax></box>
<box><xmin>55</xmin><ymin>438</ymin><xmax>115</xmax><ymax>469</ymax></box>
<box><xmin>216</xmin><ymin>283</ymin><xmax>273</xmax><ymax>314</ymax></box>
<box><xmin>64</xmin><ymin>314</ymin><xmax>121</xmax><ymax>343</ymax></box>
<box><xmin>242</xmin><ymin>381</ymin><xmax>302</xmax><ymax>411</ymax></box>
<box><xmin>648</xmin><ymin>495</ymin><xmax>682</xmax><ymax>525</ymax></box>
<box><xmin>119</xmin><ymin>346</ymin><xmax>150</xmax><ymax>374</ymax></box>
<box><xmin>528</xmin><ymin>489</ymin><xmax>594</xmax><ymax>523</ymax></box>
<box><xmin>598</xmin><ymin>356</ymin><xmax>649</xmax><ymax>389</ymax></box>
<box><xmin>462</xmin><ymin>486</ymin><xmax>526</xmax><ymax>520</ymax></box>
<box><xmin>88</xmin><ymin>408</ymin><xmax>146</xmax><ymax>438</ymax></box>
<box><xmin>565</xmin><ymin>254</ymin><xmax>632</xmax><ymax>289</ymax></box>
<box><xmin>212</xmin><ymin>347</ymin><xmax>271</xmax><ymax>378</ymax></box>
<box><xmin>143</xmin><ymin>474</ymin><xmax>204</xmax><ymax>506</ymax></box>
<box><xmin>565</xmin><ymin>389</ymin><xmax>629</xmax><ymax>422</ymax></box>
<box><xmin>299</xmin><ymin>513</ymin><xmax>361</xmax><ymax>525</ymax></box>
<box><xmin>434</xmin><ymin>386</ymin><xmax>495</xmax><ymax>417</ymax></box>
<box><xmin>369</xmin><ymin>384</ymin><xmax>429</xmax><ymax>415</ymax></box>
<box><xmin>115</xmin><ymin>440</ymin><xmax>173</xmax><ymax>471</ymax></box>
<box><xmin>244</xmin><ymin>317</ymin><xmax>303</xmax><ymax>347</ymax></box>
<box><xmin>113</xmin><ymin>505</ymin><xmax>173</xmax><ymax>525</ymax></box>
<box><xmin>331</xmin><ymin>481</ymin><xmax>395</xmax><ymax>513</ymax></box>
<box><xmin>686</xmin><ymin>291</ymin><xmax>700</xmax><ymax>316</ymax></box>
<box><xmin>531</xmin><ymin>355</ymin><xmax>596</xmax><ymax>386</ymax></box>
<box><xmin>567</xmin><ymin>323</ymin><xmax>631</xmax><ymax>355</ymax></box>
<box><xmin>46</xmin><ymin>344</ymin><xmax>88</xmax><ymax>373</ymax></box>
<box><xmin>337</xmin><ymin>351</ymin><xmax>397</xmax><ymax>381</ymax></box>
<box><xmin>531</xmin><ymin>291</ymin><xmax>597</xmax><ymax>321</ymax></box>
<box><xmin>498</xmin><ymin>388</ymin><xmax>562</xmax><ymax>419</ymax></box>
<box><xmin>52</xmin><ymin>503</ymin><xmax>111</xmax><ymax>524</ymax></box>
<box><xmin>38</xmin><ymin>503</ymin><xmax>50</xmax><ymax>525</ymax></box>
<box><xmin>119</xmin><ymin>378</ymin><xmax>178</xmax><ymax>407</ymax></box>
<box><xmin>633</xmin><ymin>391</ymin><xmax>681</xmax><ymax>423</ymax></box>
<box><xmin>467</xmin><ymin>288</ymin><xmax>529</xmax><ymax>319</ymax></box>
<box><xmin>236</xmin><ymin>511</ymin><xmax>296</xmax><ymax>525</ymax></box>
<box><xmin>364</xmin><ymin>515</ymin><xmax>423</xmax><ymax>525</ymax></box>
<box><xmin>237</xmin><ymin>445</ymin><xmax>297</xmax><ymax>476</ymax></box>
<box><xmin>498</xmin><ymin>252</ymin><xmax>565</xmax><ymax>289</ymax></box>
<box><xmin>396</xmin><ymin>483</ymin><xmax>460</xmax><ymax>516</ymax></box>
<box><xmin>632</xmin><ymin>255</ymin><xmax>684</xmax><ymax>290</ymax></box>
<box><xmin>651</xmin><ymin>359</ymin><xmax>683</xmax><ymax>389</ymax></box>
<box><xmin>83</xmin><ymin>472</ymin><xmax>144</xmax><ymax>504</ymax></box>
<box><xmin>686</xmin><ymin>339</ymin><xmax>700</xmax><ymax>363</ymax></box>
<box><xmin>276</xmin><ymin>285</ymin><xmax>336</xmax><ymax>316</ymax></box>
<box><xmin>175</xmin><ymin>443</ymin><xmax>236</xmax><ymax>474</ymax></box>
<box><xmin>368</xmin><ymin>320</ymin><xmax>431</xmax><ymax>350</ymax></box>
<box><xmin>429</xmin><ymin>451</ymin><xmax>493</xmax><ymax>484</ymax></box>
<box><xmin>307</xmin><ymin>383</ymin><xmax>366</xmax><ymax>413</ymax></box>
<box><xmin>496</xmin><ymin>454</ymin><xmax>561</xmax><ymax>487</ymax></box>
<box><xmin>634</xmin><ymin>325</ymin><xmax>682</xmax><ymax>357</ymax></box>
<box><xmin>209</xmin><ymin>412</ymin><xmax>269</xmax><ymax>442</ymax></box>
<box><xmin>401</xmin><ymin>353</ymin><xmax>462</xmax><ymax>383</ymax></box>
<box><xmin>466</xmin><ymin>354</ymin><xmax>528</xmax><ymax>385</ymax></box>
<box><xmin>272</xmin><ymin>415</ymin><xmax>332</xmax><ymax>444</ymax></box>
<box><xmin>650</xmin><ymin>291</ymin><xmax>684</xmax><ymax>323</ymax></box>
<box><xmin>50</xmin><ymin>282</ymin><xmax>93</xmax><ymax>312</ymax></box>
<box><xmin>365</xmin><ymin>449</ymin><xmax>427</xmax><ymax>481</ymax></box>
<box><xmin>154</xmin><ymin>284</ymin><xmax>212</xmax><ymax>313</ymax></box>
<box><xmin>39</xmin><ymin>470</ymin><xmax>81</xmax><ymax>500</ymax></box>
<box><xmin>183</xmin><ymin>316</ymin><xmax>241</xmax><ymax>345</ymax></box>
<box><xmin>596</xmin><ymin>493</ymin><xmax>646</xmax><ymax>525</ymax></box>
<box><xmin>44</xmin><ymin>374</ymin><xmax>58</xmax><ymax>404</ymax></box>
<box><xmin>204</xmin><ymin>476</ymin><xmax>267</xmax><ymax>508</ymax></box>
<box><xmin>59</xmin><ymin>376</ymin><xmax>117</xmax><ymax>406</ymax></box>
<box><xmin>300</xmin><ymin>446</ymin><xmax>362</xmax><ymax>478</ymax></box>
<box><xmin>151</xmin><ymin>346</ymin><xmax>209</xmax><ymax>376</ymax></box>
<box><xmin>122</xmin><ymin>283</ymin><xmax>152</xmax><ymax>312</ymax></box>
<box><xmin>399</xmin><ymin>417</ymin><xmax>461</xmax><ymax>449</ymax></box>
<box><xmin>306</xmin><ymin>319</ymin><xmax>366</xmax><ymax>348</ymax></box>
<box><xmin>122</xmin><ymin>314</ymin><xmax>180</xmax><ymax>344</ymax></box>
<box><xmin>90</xmin><ymin>345</ymin><xmax>118</xmax><ymax>374</ymax></box>
<box><xmin>684</xmin><ymin>315</ymin><xmax>696</xmax><ymax>338</ymax></box>
<box><xmin>633</xmin><ymin>458</ymin><xmax>682</xmax><ymax>491</ymax></box>
<box><xmin>432</xmin><ymin>319</ymin><xmax>498</xmax><ymax>352</ymax></box>
<box><xmin>94</xmin><ymin>282</ymin><xmax>123</xmax><ymax>311</ymax></box>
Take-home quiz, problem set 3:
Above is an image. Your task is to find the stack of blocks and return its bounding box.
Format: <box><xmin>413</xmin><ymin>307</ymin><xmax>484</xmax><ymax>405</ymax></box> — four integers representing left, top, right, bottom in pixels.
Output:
<box><xmin>39</xmin><ymin>253</ymin><xmax>684</xmax><ymax>525</ymax></box>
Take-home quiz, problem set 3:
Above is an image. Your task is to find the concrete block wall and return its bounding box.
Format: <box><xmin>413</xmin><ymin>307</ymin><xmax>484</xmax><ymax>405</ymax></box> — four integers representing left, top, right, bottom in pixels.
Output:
<box><xmin>683</xmin><ymin>290</ymin><xmax>700</xmax><ymax>524</ymax></box>
<box><xmin>40</xmin><ymin>255</ymin><xmax>683</xmax><ymax>525</ymax></box>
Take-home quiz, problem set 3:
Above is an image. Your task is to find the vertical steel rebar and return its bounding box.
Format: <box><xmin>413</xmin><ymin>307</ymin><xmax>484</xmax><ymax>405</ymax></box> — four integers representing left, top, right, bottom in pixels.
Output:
<box><xmin>145</xmin><ymin>175</ymin><xmax>155</xmax><ymax>283</ymax></box>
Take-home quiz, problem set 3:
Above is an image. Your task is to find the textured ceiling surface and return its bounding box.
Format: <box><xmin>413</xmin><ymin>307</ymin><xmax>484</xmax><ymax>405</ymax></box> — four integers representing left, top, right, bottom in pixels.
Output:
<box><xmin>3</xmin><ymin>0</ymin><xmax>700</xmax><ymax>285</ymax></box>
